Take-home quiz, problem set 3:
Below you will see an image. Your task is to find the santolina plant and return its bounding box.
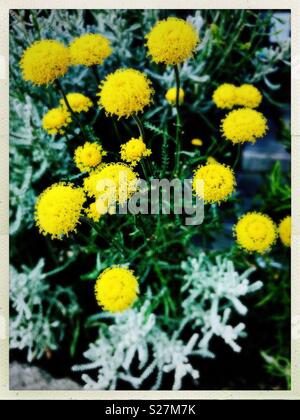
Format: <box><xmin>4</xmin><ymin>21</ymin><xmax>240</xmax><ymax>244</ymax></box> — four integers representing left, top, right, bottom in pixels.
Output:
<box><xmin>10</xmin><ymin>10</ymin><xmax>291</xmax><ymax>390</ymax></box>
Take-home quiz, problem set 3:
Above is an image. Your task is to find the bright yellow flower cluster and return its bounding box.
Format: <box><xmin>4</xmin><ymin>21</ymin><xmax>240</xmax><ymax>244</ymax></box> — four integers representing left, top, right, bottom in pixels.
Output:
<box><xmin>84</xmin><ymin>201</ymin><xmax>108</xmax><ymax>222</ymax></box>
<box><xmin>237</xmin><ymin>84</ymin><xmax>262</xmax><ymax>108</ymax></box>
<box><xmin>94</xmin><ymin>266</ymin><xmax>139</xmax><ymax>312</ymax></box>
<box><xmin>74</xmin><ymin>142</ymin><xmax>106</xmax><ymax>172</ymax></box>
<box><xmin>191</xmin><ymin>138</ymin><xmax>203</xmax><ymax>146</ymax></box>
<box><xmin>60</xmin><ymin>93</ymin><xmax>93</xmax><ymax>113</ymax></box>
<box><xmin>221</xmin><ymin>108</ymin><xmax>268</xmax><ymax>144</ymax></box>
<box><xmin>42</xmin><ymin>107</ymin><xmax>72</xmax><ymax>135</ymax></box>
<box><xmin>98</xmin><ymin>69</ymin><xmax>153</xmax><ymax>118</ymax></box>
<box><xmin>165</xmin><ymin>87</ymin><xmax>185</xmax><ymax>106</ymax></box>
<box><xmin>35</xmin><ymin>183</ymin><xmax>86</xmax><ymax>239</ymax></box>
<box><xmin>146</xmin><ymin>17</ymin><xmax>199</xmax><ymax>65</ymax></box>
<box><xmin>193</xmin><ymin>162</ymin><xmax>236</xmax><ymax>204</ymax></box>
<box><xmin>84</xmin><ymin>163</ymin><xmax>139</xmax><ymax>207</ymax></box>
<box><xmin>213</xmin><ymin>83</ymin><xmax>262</xmax><ymax>109</ymax></box>
<box><xmin>120</xmin><ymin>137</ymin><xmax>152</xmax><ymax>166</ymax></box>
<box><xmin>234</xmin><ymin>212</ymin><xmax>277</xmax><ymax>253</ymax></box>
<box><xmin>213</xmin><ymin>83</ymin><xmax>238</xmax><ymax>109</ymax></box>
<box><xmin>69</xmin><ymin>33</ymin><xmax>112</xmax><ymax>67</ymax></box>
<box><xmin>20</xmin><ymin>40</ymin><xmax>70</xmax><ymax>85</ymax></box>
<box><xmin>278</xmin><ymin>216</ymin><xmax>291</xmax><ymax>247</ymax></box>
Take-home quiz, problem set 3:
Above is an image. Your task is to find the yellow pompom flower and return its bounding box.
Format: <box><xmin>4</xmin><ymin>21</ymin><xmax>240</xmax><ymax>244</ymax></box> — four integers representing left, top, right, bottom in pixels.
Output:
<box><xmin>35</xmin><ymin>183</ymin><xmax>86</xmax><ymax>239</ymax></box>
<box><xmin>146</xmin><ymin>17</ymin><xmax>199</xmax><ymax>65</ymax></box>
<box><xmin>212</xmin><ymin>83</ymin><xmax>238</xmax><ymax>109</ymax></box>
<box><xmin>278</xmin><ymin>215</ymin><xmax>291</xmax><ymax>247</ymax></box>
<box><xmin>191</xmin><ymin>138</ymin><xmax>203</xmax><ymax>146</ymax></box>
<box><xmin>60</xmin><ymin>93</ymin><xmax>93</xmax><ymax>113</ymax></box>
<box><xmin>193</xmin><ymin>162</ymin><xmax>236</xmax><ymax>204</ymax></box>
<box><xmin>234</xmin><ymin>212</ymin><xmax>277</xmax><ymax>253</ymax></box>
<box><xmin>74</xmin><ymin>142</ymin><xmax>106</xmax><ymax>172</ymax></box>
<box><xmin>20</xmin><ymin>40</ymin><xmax>70</xmax><ymax>85</ymax></box>
<box><xmin>206</xmin><ymin>156</ymin><xmax>218</xmax><ymax>164</ymax></box>
<box><xmin>221</xmin><ymin>108</ymin><xmax>268</xmax><ymax>144</ymax></box>
<box><xmin>84</xmin><ymin>163</ymin><xmax>139</xmax><ymax>206</ymax></box>
<box><xmin>42</xmin><ymin>107</ymin><xmax>71</xmax><ymax>135</ymax></box>
<box><xmin>97</xmin><ymin>68</ymin><xmax>153</xmax><ymax>118</ymax></box>
<box><xmin>165</xmin><ymin>87</ymin><xmax>185</xmax><ymax>105</ymax></box>
<box><xmin>69</xmin><ymin>33</ymin><xmax>112</xmax><ymax>67</ymax></box>
<box><xmin>84</xmin><ymin>200</ymin><xmax>108</xmax><ymax>222</ymax></box>
<box><xmin>120</xmin><ymin>137</ymin><xmax>152</xmax><ymax>167</ymax></box>
<box><xmin>95</xmin><ymin>266</ymin><xmax>139</xmax><ymax>313</ymax></box>
<box><xmin>236</xmin><ymin>84</ymin><xmax>262</xmax><ymax>108</ymax></box>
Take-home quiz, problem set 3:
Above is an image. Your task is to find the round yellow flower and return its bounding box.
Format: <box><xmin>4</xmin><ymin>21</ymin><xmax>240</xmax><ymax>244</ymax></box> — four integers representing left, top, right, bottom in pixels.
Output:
<box><xmin>95</xmin><ymin>266</ymin><xmax>139</xmax><ymax>313</ymax></box>
<box><xmin>74</xmin><ymin>142</ymin><xmax>106</xmax><ymax>172</ymax></box>
<box><xmin>60</xmin><ymin>93</ymin><xmax>93</xmax><ymax>113</ymax></box>
<box><xmin>20</xmin><ymin>40</ymin><xmax>70</xmax><ymax>85</ymax></box>
<box><xmin>165</xmin><ymin>87</ymin><xmax>185</xmax><ymax>106</ymax></box>
<box><xmin>146</xmin><ymin>17</ymin><xmax>199</xmax><ymax>65</ymax></box>
<box><xmin>97</xmin><ymin>68</ymin><xmax>153</xmax><ymax>118</ymax></box>
<box><xmin>84</xmin><ymin>201</ymin><xmax>107</xmax><ymax>222</ymax></box>
<box><xmin>35</xmin><ymin>183</ymin><xmax>85</xmax><ymax>239</ymax></box>
<box><xmin>84</xmin><ymin>163</ymin><xmax>139</xmax><ymax>206</ymax></box>
<box><xmin>278</xmin><ymin>216</ymin><xmax>291</xmax><ymax>247</ymax></box>
<box><xmin>212</xmin><ymin>83</ymin><xmax>238</xmax><ymax>109</ymax></box>
<box><xmin>42</xmin><ymin>107</ymin><xmax>71</xmax><ymax>135</ymax></box>
<box><xmin>69</xmin><ymin>33</ymin><xmax>112</xmax><ymax>67</ymax></box>
<box><xmin>234</xmin><ymin>212</ymin><xmax>277</xmax><ymax>253</ymax></box>
<box><xmin>120</xmin><ymin>137</ymin><xmax>152</xmax><ymax>166</ymax></box>
<box><xmin>191</xmin><ymin>138</ymin><xmax>203</xmax><ymax>146</ymax></box>
<box><xmin>193</xmin><ymin>162</ymin><xmax>236</xmax><ymax>204</ymax></box>
<box><xmin>207</xmin><ymin>156</ymin><xmax>217</xmax><ymax>164</ymax></box>
<box><xmin>221</xmin><ymin>108</ymin><xmax>268</xmax><ymax>144</ymax></box>
<box><xmin>236</xmin><ymin>84</ymin><xmax>262</xmax><ymax>108</ymax></box>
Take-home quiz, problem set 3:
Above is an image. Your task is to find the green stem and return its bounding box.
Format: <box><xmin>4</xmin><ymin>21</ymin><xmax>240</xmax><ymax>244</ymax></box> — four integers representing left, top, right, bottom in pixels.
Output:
<box><xmin>174</xmin><ymin>64</ymin><xmax>182</xmax><ymax>177</ymax></box>
<box><xmin>140</xmin><ymin>160</ymin><xmax>150</xmax><ymax>183</ymax></box>
<box><xmin>91</xmin><ymin>65</ymin><xmax>101</xmax><ymax>85</ymax></box>
<box><xmin>132</xmin><ymin>114</ymin><xmax>146</xmax><ymax>142</ymax></box>
<box><xmin>55</xmin><ymin>79</ymin><xmax>87</xmax><ymax>139</ymax></box>
<box><xmin>233</xmin><ymin>144</ymin><xmax>241</xmax><ymax>169</ymax></box>
<box><xmin>82</xmin><ymin>217</ymin><xmax>125</xmax><ymax>255</ymax></box>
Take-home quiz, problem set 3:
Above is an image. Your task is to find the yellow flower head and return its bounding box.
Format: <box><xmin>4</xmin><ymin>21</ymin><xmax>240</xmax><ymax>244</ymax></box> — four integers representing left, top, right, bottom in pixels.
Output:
<box><xmin>193</xmin><ymin>162</ymin><xmax>236</xmax><ymax>204</ymax></box>
<box><xmin>84</xmin><ymin>163</ymin><xmax>139</xmax><ymax>206</ymax></box>
<box><xmin>212</xmin><ymin>83</ymin><xmax>238</xmax><ymax>109</ymax></box>
<box><xmin>74</xmin><ymin>142</ymin><xmax>106</xmax><ymax>172</ymax></box>
<box><xmin>60</xmin><ymin>93</ymin><xmax>93</xmax><ymax>113</ymax></box>
<box><xmin>69</xmin><ymin>33</ymin><xmax>112</xmax><ymax>67</ymax></box>
<box><xmin>35</xmin><ymin>183</ymin><xmax>86</xmax><ymax>239</ymax></box>
<box><xmin>42</xmin><ymin>107</ymin><xmax>71</xmax><ymax>135</ymax></box>
<box><xmin>165</xmin><ymin>87</ymin><xmax>185</xmax><ymax>106</ymax></box>
<box><xmin>191</xmin><ymin>138</ymin><xmax>203</xmax><ymax>146</ymax></box>
<box><xmin>221</xmin><ymin>108</ymin><xmax>268</xmax><ymax>144</ymax></box>
<box><xmin>120</xmin><ymin>137</ymin><xmax>152</xmax><ymax>166</ymax></box>
<box><xmin>234</xmin><ymin>212</ymin><xmax>277</xmax><ymax>253</ymax></box>
<box><xmin>97</xmin><ymin>68</ymin><xmax>153</xmax><ymax>118</ymax></box>
<box><xmin>84</xmin><ymin>200</ymin><xmax>106</xmax><ymax>222</ymax></box>
<box><xmin>278</xmin><ymin>215</ymin><xmax>291</xmax><ymax>247</ymax></box>
<box><xmin>236</xmin><ymin>84</ymin><xmax>262</xmax><ymax>108</ymax></box>
<box><xmin>20</xmin><ymin>40</ymin><xmax>70</xmax><ymax>85</ymax></box>
<box><xmin>146</xmin><ymin>17</ymin><xmax>199</xmax><ymax>65</ymax></box>
<box><xmin>95</xmin><ymin>266</ymin><xmax>139</xmax><ymax>313</ymax></box>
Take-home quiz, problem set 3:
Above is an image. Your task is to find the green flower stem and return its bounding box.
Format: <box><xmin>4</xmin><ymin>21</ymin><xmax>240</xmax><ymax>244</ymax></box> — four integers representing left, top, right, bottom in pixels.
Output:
<box><xmin>133</xmin><ymin>114</ymin><xmax>152</xmax><ymax>182</ymax></box>
<box><xmin>140</xmin><ymin>160</ymin><xmax>150</xmax><ymax>183</ymax></box>
<box><xmin>233</xmin><ymin>144</ymin><xmax>241</xmax><ymax>169</ymax></box>
<box><xmin>55</xmin><ymin>79</ymin><xmax>88</xmax><ymax>139</ymax></box>
<box><xmin>82</xmin><ymin>217</ymin><xmax>125</xmax><ymax>255</ymax></box>
<box><xmin>174</xmin><ymin>64</ymin><xmax>182</xmax><ymax>177</ymax></box>
<box><xmin>91</xmin><ymin>65</ymin><xmax>101</xmax><ymax>85</ymax></box>
<box><xmin>133</xmin><ymin>114</ymin><xmax>146</xmax><ymax>142</ymax></box>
